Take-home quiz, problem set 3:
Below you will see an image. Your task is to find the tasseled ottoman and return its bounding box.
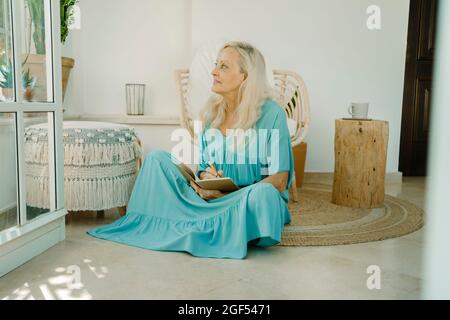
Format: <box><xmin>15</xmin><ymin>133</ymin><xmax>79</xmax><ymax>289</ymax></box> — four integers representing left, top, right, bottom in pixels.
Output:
<box><xmin>24</xmin><ymin>121</ymin><xmax>142</xmax><ymax>218</ymax></box>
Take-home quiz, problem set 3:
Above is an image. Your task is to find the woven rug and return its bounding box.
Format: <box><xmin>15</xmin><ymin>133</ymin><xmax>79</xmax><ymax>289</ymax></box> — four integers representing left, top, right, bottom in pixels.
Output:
<box><xmin>280</xmin><ymin>183</ymin><xmax>424</xmax><ymax>246</ymax></box>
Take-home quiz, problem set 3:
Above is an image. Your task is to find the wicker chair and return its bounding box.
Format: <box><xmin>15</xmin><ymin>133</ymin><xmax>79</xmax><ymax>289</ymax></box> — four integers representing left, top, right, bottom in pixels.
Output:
<box><xmin>174</xmin><ymin>69</ymin><xmax>310</xmax><ymax>202</ymax></box>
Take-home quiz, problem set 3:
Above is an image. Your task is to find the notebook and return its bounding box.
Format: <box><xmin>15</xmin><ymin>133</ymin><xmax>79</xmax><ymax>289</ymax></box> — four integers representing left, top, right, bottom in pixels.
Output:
<box><xmin>177</xmin><ymin>162</ymin><xmax>240</xmax><ymax>192</ymax></box>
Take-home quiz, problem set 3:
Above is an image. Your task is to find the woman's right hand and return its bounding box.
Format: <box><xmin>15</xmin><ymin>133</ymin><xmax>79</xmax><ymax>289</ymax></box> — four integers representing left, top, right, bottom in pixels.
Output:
<box><xmin>190</xmin><ymin>181</ymin><xmax>227</xmax><ymax>200</ymax></box>
<box><xmin>200</xmin><ymin>168</ymin><xmax>223</xmax><ymax>180</ymax></box>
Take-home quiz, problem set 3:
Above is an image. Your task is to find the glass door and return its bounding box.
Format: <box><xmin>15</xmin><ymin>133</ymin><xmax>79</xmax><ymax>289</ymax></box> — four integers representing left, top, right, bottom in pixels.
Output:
<box><xmin>0</xmin><ymin>0</ymin><xmax>65</xmax><ymax>266</ymax></box>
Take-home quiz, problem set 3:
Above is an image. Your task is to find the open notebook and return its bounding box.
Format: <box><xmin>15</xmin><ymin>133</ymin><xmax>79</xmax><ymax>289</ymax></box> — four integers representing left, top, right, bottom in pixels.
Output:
<box><xmin>177</xmin><ymin>162</ymin><xmax>240</xmax><ymax>192</ymax></box>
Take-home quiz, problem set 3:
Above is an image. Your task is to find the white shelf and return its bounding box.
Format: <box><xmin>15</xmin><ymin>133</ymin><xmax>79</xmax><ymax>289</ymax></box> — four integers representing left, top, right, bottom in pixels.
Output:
<box><xmin>64</xmin><ymin>114</ymin><xmax>181</xmax><ymax>125</ymax></box>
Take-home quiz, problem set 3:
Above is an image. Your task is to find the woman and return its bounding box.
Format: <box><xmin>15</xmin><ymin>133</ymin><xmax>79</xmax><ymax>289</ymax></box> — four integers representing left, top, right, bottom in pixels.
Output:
<box><xmin>88</xmin><ymin>41</ymin><xmax>295</xmax><ymax>259</ymax></box>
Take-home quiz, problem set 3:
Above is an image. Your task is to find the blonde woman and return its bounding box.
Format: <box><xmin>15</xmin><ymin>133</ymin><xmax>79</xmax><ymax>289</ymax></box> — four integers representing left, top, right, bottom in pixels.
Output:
<box><xmin>88</xmin><ymin>41</ymin><xmax>295</xmax><ymax>259</ymax></box>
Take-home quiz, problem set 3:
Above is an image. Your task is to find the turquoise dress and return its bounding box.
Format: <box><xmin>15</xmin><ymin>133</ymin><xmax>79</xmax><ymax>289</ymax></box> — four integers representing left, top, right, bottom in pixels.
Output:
<box><xmin>87</xmin><ymin>99</ymin><xmax>295</xmax><ymax>259</ymax></box>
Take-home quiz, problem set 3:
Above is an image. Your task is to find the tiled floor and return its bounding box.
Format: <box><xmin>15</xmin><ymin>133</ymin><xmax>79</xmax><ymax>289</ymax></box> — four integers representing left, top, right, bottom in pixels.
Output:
<box><xmin>0</xmin><ymin>177</ymin><xmax>426</xmax><ymax>300</ymax></box>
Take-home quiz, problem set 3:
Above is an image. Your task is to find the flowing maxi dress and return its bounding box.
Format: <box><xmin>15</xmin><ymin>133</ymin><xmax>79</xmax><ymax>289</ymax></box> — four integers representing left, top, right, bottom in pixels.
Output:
<box><xmin>87</xmin><ymin>99</ymin><xmax>295</xmax><ymax>259</ymax></box>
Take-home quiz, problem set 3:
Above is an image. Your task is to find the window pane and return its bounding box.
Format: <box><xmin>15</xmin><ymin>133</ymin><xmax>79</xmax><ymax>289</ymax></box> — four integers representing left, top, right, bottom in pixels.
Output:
<box><xmin>0</xmin><ymin>0</ymin><xmax>4</xmax><ymax>26</ymax></box>
<box><xmin>24</xmin><ymin>112</ymin><xmax>53</xmax><ymax>221</ymax></box>
<box><xmin>21</xmin><ymin>0</ymin><xmax>53</xmax><ymax>103</ymax></box>
<box><xmin>0</xmin><ymin>112</ymin><xmax>18</xmax><ymax>231</ymax></box>
<box><xmin>0</xmin><ymin>0</ymin><xmax>15</xmax><ymax>102</ymax></box>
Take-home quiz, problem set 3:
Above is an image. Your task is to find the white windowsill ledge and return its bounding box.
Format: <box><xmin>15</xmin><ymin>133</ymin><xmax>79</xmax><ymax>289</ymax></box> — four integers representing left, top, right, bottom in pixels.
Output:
<box><xmin>63</xmin><ymin>114</ymin><xmax>181</xmax><ymax>125</ymax></box>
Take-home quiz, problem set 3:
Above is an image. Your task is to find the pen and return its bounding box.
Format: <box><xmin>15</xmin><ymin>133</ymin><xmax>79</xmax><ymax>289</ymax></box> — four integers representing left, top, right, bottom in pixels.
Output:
<box><xmin>208</xmin><ymin>161</ymin><xmax>219</xmax><ymax>177</ymax></box>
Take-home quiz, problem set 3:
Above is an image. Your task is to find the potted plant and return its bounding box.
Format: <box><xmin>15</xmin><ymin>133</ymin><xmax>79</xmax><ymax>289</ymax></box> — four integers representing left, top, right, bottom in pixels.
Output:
<box><xmin>60</xmin><ymin>0</ymin><xmax>79</xmax><ymax>45</ymax></box>
<box><xmin>0</xmin><ymin>60</ymin><xmax>13</xmax><ymax>100</ymax></box>
<box><xmin>60</xmin><ymin>0</ymin><xmax>78</xmax><ymax>100</ymax></box>
<box><xmin>22</xmin><ymin>68</ymin><xmax>37</xmax><ymax>102</ymax></box>
<box><xmin>0</xmin><ymin>58</ymin><xmax>37</xmax><ymax>102</ymax></box>
<box><xmin>24</xmin><ymin>0</ymin><xmax>78</xmax><ymax>101</ymax></box>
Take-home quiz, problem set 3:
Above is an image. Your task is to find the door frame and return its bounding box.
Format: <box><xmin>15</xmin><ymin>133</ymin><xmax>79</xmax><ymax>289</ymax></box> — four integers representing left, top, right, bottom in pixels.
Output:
<box><xmin>399</xmin><ymin>0</ymin><xmax>421</xmax><ymax>176</ymax></box>
<box><xmin>399</xmin><ymin>0</ymin><xmax>436</xmax><ymax>176</ymax></box>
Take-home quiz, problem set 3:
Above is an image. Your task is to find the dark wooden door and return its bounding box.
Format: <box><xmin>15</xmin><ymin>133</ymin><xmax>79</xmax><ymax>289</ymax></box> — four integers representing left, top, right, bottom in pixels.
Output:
<box><xmin>399</xmin><ymin>0</ymin><xmax>438</xmax><ymax>176</ymax></box>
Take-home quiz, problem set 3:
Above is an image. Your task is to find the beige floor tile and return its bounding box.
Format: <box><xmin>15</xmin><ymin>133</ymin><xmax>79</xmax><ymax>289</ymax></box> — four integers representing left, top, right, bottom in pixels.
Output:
<box><xmin>0</xmin><ymin>177</ymin><xmax>427</xmax><ymax>299</ymax></box>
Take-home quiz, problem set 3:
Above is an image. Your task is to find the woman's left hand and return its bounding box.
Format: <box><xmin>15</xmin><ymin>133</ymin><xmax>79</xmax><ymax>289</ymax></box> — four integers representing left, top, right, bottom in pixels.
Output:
<box><xmin>190</xmin><ymin>181</ymin><xmax>227</xmax><ymax>200</ymax></box>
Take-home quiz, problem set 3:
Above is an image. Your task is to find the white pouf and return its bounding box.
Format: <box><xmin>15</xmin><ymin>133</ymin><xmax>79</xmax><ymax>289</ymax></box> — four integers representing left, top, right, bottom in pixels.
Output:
<box><xmin>24</xmin><ymin>121</ymin><xmax>142</xmax><ymax>211</ymax></box>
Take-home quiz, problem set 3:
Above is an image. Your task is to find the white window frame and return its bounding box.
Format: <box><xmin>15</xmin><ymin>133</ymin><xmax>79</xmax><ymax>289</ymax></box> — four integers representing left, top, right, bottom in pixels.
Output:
<box><xmin>0</xmin><ymin>0</ymin><xmax>66</xmax><ymax>245</ymax></box>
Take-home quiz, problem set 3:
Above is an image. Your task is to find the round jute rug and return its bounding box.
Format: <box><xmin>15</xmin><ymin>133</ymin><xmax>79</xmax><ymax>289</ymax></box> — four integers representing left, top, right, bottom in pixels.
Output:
<box><xmin>280</xmin><ymin>183</ymin><xmax>424</xmax><ymax>246</ymax></box>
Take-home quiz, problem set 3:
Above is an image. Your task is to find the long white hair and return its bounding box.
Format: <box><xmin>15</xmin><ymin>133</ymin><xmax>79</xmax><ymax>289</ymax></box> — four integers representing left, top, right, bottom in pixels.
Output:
<box><xmin>199</xmin><ymin>41</ymin><xmax>275</xmax><ymax>131</ymax></box>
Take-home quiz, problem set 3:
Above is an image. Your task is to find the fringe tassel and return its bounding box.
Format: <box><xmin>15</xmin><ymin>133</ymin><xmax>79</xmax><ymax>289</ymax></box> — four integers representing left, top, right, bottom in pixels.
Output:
<box><xmin>25</xmin><ymin>174</ymin><xmax>137</xmax><ymax>211</ymax></box>
<box><xmin>24</xmin><ymin>140</ymin><xmax>142</xmax><ymax>166</ymax></box>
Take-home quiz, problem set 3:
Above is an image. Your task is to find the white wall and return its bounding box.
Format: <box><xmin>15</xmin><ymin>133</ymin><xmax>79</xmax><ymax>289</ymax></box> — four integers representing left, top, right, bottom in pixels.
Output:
<box><xmin>191</xmin><ymin>0</ymin><xmax>409</xmax><ymax>173</ymax></box>
<box><xmin>63</xmin><ymin>0</ymin><xmax>410</xmax><ymax>173</ymax></box>
<box><xmin>63</xmin><ymin>0</ymin><xmax>192</xmax><ymax>117</ymax></box>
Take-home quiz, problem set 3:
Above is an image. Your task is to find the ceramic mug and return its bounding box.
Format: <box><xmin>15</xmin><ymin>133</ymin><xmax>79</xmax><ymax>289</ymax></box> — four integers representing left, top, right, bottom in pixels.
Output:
<box><xmin>348</xmin><ymin>103</ymin><xmax>369</xmax><ymax>119</ymax></box>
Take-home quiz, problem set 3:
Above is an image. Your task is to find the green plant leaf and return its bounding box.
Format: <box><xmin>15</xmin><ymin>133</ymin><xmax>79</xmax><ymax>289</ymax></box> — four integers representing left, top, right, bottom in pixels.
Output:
<box><xmin>61</xmin><ymin>0</ymin><xmax>79</xmax><ymax>44</ymax></box>
<box><xmin>0</xmin><ymin>59</ymin><xmax>13</xmax><ymax>88</ymax></box>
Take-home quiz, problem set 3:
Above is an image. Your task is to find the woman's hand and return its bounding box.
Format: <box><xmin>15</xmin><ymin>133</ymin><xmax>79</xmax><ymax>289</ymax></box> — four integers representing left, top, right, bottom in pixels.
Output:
<box><xmin>190</xmin><ymin>181</ymin><xmax>227</xmax><ymax>200</ymax></box>
<box><xmin>199</xmin><ymin>168</ymin><xmax>224</xmax><ymax>180</ymax></box>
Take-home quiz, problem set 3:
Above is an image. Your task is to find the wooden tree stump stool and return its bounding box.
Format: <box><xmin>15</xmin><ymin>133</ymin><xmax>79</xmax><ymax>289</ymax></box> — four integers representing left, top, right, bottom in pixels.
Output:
<box><xmin>332</xmin><ymin>119</ymin><xmax>389</xmax><ymax>208</ymax></box>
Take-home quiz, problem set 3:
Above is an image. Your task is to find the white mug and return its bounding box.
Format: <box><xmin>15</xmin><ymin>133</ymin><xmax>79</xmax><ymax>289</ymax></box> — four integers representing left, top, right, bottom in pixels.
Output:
<box><xmin>348</xmin><ymin>103</ymin><xmax>369</xmax><ymax>119</ymax></box>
